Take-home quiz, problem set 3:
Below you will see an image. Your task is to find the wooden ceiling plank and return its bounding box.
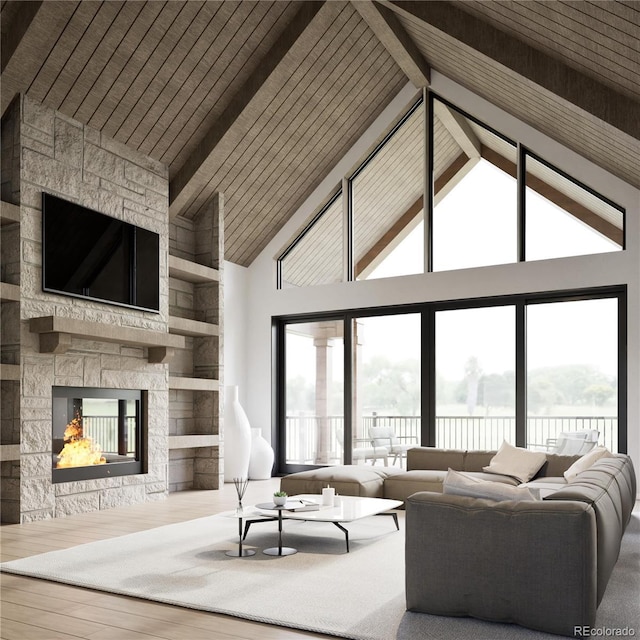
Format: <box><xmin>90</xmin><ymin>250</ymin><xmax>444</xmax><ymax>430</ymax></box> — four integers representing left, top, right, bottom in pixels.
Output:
<box><xmin>43</xmin><ymin>1</ymin><xmax>125</xmax><ymax>110</ymax></box>
<box><xmin>459</xmin><ymin>1</ymin><xmax>638</xmax><ymax>97</ymax></box>
<box><xmin>383</xmin><ymin>0</ymin><xmax>639</xmax><ymax>139</ymax></box>
<box><xmin>229</xmin><ymin>64</ymin><xmax>406</xmax><ymax>264</ymax></box>
<box><xmin>221</xmin><ymin>29</ymin><xmax>392</xmax><ymax>242</ymax></box>
<box><xmin>400</xmin><ymin>16</ymin><xmax>639</xmax><ymax>189</ymax></box>
<box><xmin>205</xmin><ymin>8</ymin><xmax>371</xmax><ymax>227</ymax></box>
<box><xmin>554</xmin><ymin>1</ymin><xmax>640</xmax><ymax>46</ymax></box>
<box><xmin>71</xmin><ymin>1</ymin><xmax>165</xmax><ymax>124</ymax></box>
<box><xmin>102</xmin><ymin>1</ymin><xmax>203</xmax><ymax>140</ymax></box>
<box><xmin>58</xmin><ymin>1</ymin><xmax>146</xmax><ymax>116</ymax></box>
<box><xmin>597</xmin><ymin>1</ymin><xmax>640</xmax><ymax>26</ymax></box>
<box><xmin>118</xmin><ymin>1</ymin><xmax>217</xmax><ymax>146</ymax></box>
<box><xmin>1</xmin><ymin>1</ymin><xmax>79</xmax><ymax>115</ymax></box>
<box><xmin>146</xmin><ymin>1</ymin><xmax>248</xmax><ymax>163</ymax></box>
<box><xmin>211</xmin><ymin>14</ymin><xmax>388</xmax><ymax>230</ymax></box>
<box><xmin>351</xmin><ymin>0</ymin><xmax>430</xmax><ymax>87</ymax></box>
<box><xmin>158</xmin><ymin>1</ymin><xmax>286</xmax><ymax>170</ymax></box>
<box><xmin>228</xmin><ymin>64</ymin><xmax>406</xmax><ymax>259</ymax></box>
<box><xmin>1</xmin><ymin>0</ymin><xmax>42</xmax><ymax>73</ymax></box>
<box><xmin>87</xmin><ymin>1</ymin><xmax>184</xmax><ymax>132</ymax></box>
<box><xmin>482</xmin><ymin>146</ymin><xmax>622</xmax><ymax>245</ymax></box>
<box><xmin>25</xmin><ymin>1</ymin><xmax>101</xmax><ymax>105</ymax></box>
<box><xmin>169</xmin><ymin>1</ymin><xmax>326</xmax><ymax>218</ymax></box>
<box><xmin>133</xmin><ymin>1</ymin><xmax>235</xmax><ymax>155</ymax></box>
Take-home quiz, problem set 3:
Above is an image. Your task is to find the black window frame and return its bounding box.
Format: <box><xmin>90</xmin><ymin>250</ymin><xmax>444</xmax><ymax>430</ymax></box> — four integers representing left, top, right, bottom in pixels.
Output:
<box><xmin>273</xmin><ymin>285</ymin><xmax>627</xmax><ymax>475</ymax></box>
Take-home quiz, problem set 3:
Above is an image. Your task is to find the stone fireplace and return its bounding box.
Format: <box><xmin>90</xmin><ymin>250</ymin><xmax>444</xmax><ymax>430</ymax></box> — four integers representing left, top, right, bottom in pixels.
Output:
<box><xmin>51</xmin><ymin>387</ymin><xmax>147</xmax><ymax>483</ymax></box>
<box><xmin>1</xmin><ymin>95</ymin><xmax>224</xmax><ymax>524</ymax></box>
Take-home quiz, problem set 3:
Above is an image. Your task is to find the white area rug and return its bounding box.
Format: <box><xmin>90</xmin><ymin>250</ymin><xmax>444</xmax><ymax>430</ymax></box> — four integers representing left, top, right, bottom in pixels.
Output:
<box><xmin>2</xmin><ymin>511</ymin><xmax>639</xmax><ymax>640</ymax></box>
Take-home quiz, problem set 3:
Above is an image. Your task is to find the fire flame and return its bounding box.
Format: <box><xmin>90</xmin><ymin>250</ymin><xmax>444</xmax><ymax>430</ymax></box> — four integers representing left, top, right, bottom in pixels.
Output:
<box><xmin>56</xmin><ymin>414</ymin><xmax>106</xmax><ymax>468</ymax></box>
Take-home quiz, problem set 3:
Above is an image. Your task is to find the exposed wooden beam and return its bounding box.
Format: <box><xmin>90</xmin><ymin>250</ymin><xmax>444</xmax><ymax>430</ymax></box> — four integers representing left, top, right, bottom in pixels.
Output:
<box><xmin>169</xmin><ymin>1</ymin><xmax>325</xmax><ymax>218</ymax></box>
<box><xmin>1</xmin><ymin>1</ymin><xmax>77</xmax><ymax>116</ymax></box>
<box><xmin>356</xmin><ymin>196</ymin><xmax>423</xmax><ymax>277</ymax></box>
<box><xmin>352</xmin><ymin>0</ymin><xmax>430</xmax><ymax>88</ymax></box>
<box><xmin>1</xmin><ymin>1</ymin><xmax>43</xmax><ymax>73</ymax></box>
<box><xmin>434</xmin><ymin>152</ymin><xmax>476</xmax><ymax>204</ymax></box>
<box><xmin>482</xmin><ymin>147</ymin><xmax>623</xmax><ymax>245</ymax></box>
<box><xmin>433</xmin><ymin>100</ymin><xmax>481</xmax><ymax>158</ymax></box>
<box><xmin>382</xmin><ymin>1</ymin><xmax>639</xmax><ymax>139</ymax></box>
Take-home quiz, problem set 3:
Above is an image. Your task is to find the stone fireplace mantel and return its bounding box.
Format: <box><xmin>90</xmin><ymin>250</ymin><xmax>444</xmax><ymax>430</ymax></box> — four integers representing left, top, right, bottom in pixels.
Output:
<box><xmin>29</xmin><ymin>315</ymin><xmax>185</xmax><ymax>363</ymax></box>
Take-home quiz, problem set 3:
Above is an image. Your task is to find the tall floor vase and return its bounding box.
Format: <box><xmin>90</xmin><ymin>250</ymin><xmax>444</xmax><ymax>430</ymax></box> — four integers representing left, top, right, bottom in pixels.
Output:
<box><xmin>248</xmin><ymin>428</ymin><xmax>275</xmax><ymax>480</ymax></box>
<box><xmin>224</xmin><ymin>386</ymin><xmax>251</xmax><ymax>483</ymax></box>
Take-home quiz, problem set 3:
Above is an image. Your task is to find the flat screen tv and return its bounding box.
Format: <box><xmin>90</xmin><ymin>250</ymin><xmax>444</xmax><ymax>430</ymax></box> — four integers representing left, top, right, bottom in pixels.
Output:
<box><xmin>42</xmin><ymin>193</ymin><xmax>160</xmax><ymax>312</ymax></box>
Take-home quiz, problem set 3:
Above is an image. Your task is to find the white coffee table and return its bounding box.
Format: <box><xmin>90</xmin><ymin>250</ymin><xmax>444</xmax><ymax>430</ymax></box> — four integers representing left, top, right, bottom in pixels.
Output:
<box><xmin>253</xmin><ymin>494</ymin><xmax>402</xmax><ymax>554</ymax></box>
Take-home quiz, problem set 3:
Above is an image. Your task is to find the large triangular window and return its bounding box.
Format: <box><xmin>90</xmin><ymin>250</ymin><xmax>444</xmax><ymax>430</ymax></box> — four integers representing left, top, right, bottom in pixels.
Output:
<box><xmin>276</xmin><ymin>91</ymin><xmax>624</xmax><ymax>289</ymax></box>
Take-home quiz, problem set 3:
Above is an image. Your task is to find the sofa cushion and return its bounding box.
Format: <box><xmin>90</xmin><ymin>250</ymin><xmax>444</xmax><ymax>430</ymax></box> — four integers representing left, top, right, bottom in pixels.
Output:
<box><xmin>463</xmin><ymin>471</ymin><xmax>520</xmax><ymax>486</ymax></box>
<box><xmin>443</xmin><ymin>469</ymin><xmax>537</xmax><ymax>501</ymax></box>
<box><xmin>520</xmin><ymin>477</ymin><xmax>568</xmax><ymax>499</ymax></box>
<box><xmin>462</xmin><ymin>450</ymin><xmax>497</xmax><ymax>471</ymax></box>
<box><xmin>534</xmin><ymin>452</ymin><xmax>582</xmax><ymax>478</ymax></box>
<box><xmin>564</xmin><ymin>446</ymin><xmax>615</xmax><ymax>482</ymax></box>
<box><xmin>482</xmin><ymin>441</ymin><xmax>547</xmax><ymax>483</ymax></box>
<box><xmin>407</xmin><ymin>448</ymin><xmax>465</xmax><ymax>471</ymax></box>
<box><xmin>279</xmin><ymin>465</ymin><xmax>403</xmax><ymax>499</ymax></box>
<box><xmin>383</xmin><ymin>470</ymin><xmax>447</xmax><ymax>501</ymax></box>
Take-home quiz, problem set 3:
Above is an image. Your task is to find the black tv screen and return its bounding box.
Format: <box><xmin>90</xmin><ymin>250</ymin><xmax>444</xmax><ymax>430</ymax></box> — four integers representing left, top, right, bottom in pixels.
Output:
<box><xmin>42</xmin><ymin>193</ymin><xmax>160</xmax><ymax>312</ymax></box>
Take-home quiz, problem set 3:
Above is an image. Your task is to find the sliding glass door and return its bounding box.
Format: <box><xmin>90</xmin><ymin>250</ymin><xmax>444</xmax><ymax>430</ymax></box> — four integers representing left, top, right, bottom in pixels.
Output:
<box><xmin>351</xmin><ymin>313</ymin><xmax>421</xmax><ymax>468</ymax></box>
<box><xmin>435</xmin><ymin>306</ymin><xmax>515</xmax><ymax>449</ymax></box>
<box><xmin>283</xmin><ymin>320</ymin><xmax>344</xmax><ymax>466</ymax></box>
<box><xmin>276</xmin><ymin>288</ymin><xmax>624</xmax><ymax>475</ymax></box>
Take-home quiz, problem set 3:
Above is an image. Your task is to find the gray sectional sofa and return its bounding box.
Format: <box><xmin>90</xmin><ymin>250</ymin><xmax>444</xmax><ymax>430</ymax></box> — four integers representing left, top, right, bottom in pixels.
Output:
<box><xmin>404</xmin><ymin>449</ymin><xmax>636</xmax><ymax>637</ymax></box>
<box><xmin>280</xmin><ymin>446</ymin><xmax>637</xmax><ymax>637</ymax></box>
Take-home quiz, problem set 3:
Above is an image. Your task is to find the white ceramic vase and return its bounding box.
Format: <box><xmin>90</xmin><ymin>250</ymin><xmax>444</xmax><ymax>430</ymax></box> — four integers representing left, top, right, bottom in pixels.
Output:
<box><xmin>224</xmin><ymin>386</ymin><xmax>251</xmax><ymax>483</ymax></box>
<box><xmin>248</xmin><ymin>428</ymin><xmax>275</xmax><ymax>480</ymax></box>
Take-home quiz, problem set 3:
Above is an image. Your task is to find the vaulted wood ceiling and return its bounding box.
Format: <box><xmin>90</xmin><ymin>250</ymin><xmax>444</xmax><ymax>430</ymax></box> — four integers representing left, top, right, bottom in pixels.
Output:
<box><xmin>1</xmin><ymin>1</ymin><xmax>638</xmax><ymax>267</ymax></box>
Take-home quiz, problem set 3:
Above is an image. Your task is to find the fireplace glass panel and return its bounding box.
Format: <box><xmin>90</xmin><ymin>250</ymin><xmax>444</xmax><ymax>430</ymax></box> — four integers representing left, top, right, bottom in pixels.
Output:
<box><xmin>52</xmin><ymin>387</ymin><xmax>145</xmax><ymax>482</ymax></box>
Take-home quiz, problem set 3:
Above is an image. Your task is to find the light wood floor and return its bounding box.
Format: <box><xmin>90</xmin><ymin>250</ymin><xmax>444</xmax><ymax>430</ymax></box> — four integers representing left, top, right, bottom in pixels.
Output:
<box><xmin>0</xmin><ymin>479</ymin><xmax>333</xmax><ymax>640</ymax></box>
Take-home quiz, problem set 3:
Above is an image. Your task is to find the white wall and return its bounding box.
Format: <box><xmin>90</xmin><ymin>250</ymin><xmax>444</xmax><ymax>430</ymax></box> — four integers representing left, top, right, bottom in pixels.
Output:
<box><xmin>223</xmin><ymin>261</ymin><xmax>249</xmax><ymax>402</ymax></box>
<box><xmin>227</xmin><ymin>74</ymin><xmax>640</xmax><ymax>474</ymax></box>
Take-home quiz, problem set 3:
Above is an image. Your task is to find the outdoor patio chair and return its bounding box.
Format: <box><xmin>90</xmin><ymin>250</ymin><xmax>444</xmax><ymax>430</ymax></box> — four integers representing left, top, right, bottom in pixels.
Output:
<box><xmin>545</xmin><ymin>429</ymin><xmax>600</xmax><ymax>456</ymax></box>
<box><xmin>368</xmin><ymin>425</ymin><xmax>419</xmax><ymax>466</ymax></box>
<box><xmin>336</xmin><ymin>431</ymin><xmax>390</xmax><ymax>466</ymax></box>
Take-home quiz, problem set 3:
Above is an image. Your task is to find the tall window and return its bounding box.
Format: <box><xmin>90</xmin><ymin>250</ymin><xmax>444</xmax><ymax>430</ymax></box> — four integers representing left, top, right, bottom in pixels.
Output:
<box><xmin>526</xmin><ymin>298</ymin><xmax>618</xmax><ymax>451</ymax></box>
<box><xmin>524</xmin><ymin>152</ymin><xmax>624</xmax><ymax>261</ymax></box>
<box><xmin>284</xmin><ymin>320</ymin><xmax>344</xmax><ymax>467</ymax></box>
<box><xmin>432</xmin><ymin>98</ymin><xmax>518</xmax><ymax>271</ymax></box>
<box><xmin>351</xmin><ymin>99</ymin><xmax>424</xmax><ymax>280</ymax></box>
<box><xmin>278</xmin><ymin>191</ymin><xmax>343</xmax><ymax>288</ymax></box>
<box><xmin>435</xmin><ymin>306</ymin><xmax>515</xmax><ymax>449</ymax></box>
<box><xmin>351</xmin><ymin>313</ymin><xmax>421</xmax><ymax>466</ymax></box>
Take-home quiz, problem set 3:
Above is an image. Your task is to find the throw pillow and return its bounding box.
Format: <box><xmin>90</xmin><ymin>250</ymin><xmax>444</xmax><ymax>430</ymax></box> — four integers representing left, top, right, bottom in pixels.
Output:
<box><xmin>563</xmin><ymin>446</ymin><xmax>615</xmax><ymax>482</ymax></box>
<box><xmin>443</xmin><ymin>468</ymin><xmax>537</xmax><ymax>501</ymax></box>
<box><xmin>482</xmin><ymin>441</ymin><xmax>547</xmax><ymax>483</ymax></box>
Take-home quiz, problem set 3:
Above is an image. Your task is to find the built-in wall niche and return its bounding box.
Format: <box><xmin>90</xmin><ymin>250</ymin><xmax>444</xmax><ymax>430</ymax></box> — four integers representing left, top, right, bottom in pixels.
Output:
<box><xmin>52</xmin><ymin>387</ymin><xmax>147</xmax><ymax>483</ymax></box>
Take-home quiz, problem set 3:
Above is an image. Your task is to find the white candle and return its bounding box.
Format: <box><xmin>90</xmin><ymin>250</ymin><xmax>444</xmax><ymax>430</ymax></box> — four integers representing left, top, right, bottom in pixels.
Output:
<box><xmin>322</xmin><ymin>486</ymin><xmax>335</xmax><ymax>506</ymax></box>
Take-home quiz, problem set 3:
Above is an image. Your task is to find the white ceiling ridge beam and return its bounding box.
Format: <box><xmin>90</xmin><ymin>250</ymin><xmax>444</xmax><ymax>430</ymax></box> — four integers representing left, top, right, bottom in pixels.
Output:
<box><xmin>381</xmin><ymin>0</ymin><xmax>640</xmax><ymax>140</ymax></box>
<box><xmin>352</xmin><ymin>0</ymin><xmax>430</xmax><ymax>88</ymax></box>
<box><xmin>433</xmin><ymin>100</ymin><xmax>481</xmax><ymax>158</ymax></box>
<box><xmin>169</xmin><ymin>1</ymin><xmax>326</xmax><ymax>219</ymax></box>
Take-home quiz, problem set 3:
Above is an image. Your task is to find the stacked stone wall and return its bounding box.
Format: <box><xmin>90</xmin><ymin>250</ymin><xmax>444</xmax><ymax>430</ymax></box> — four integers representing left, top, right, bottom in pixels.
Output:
<box><xmin>16</xmin><ymin>95</ymin><xmax>170</xmax><ymax>521</ymax></box>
